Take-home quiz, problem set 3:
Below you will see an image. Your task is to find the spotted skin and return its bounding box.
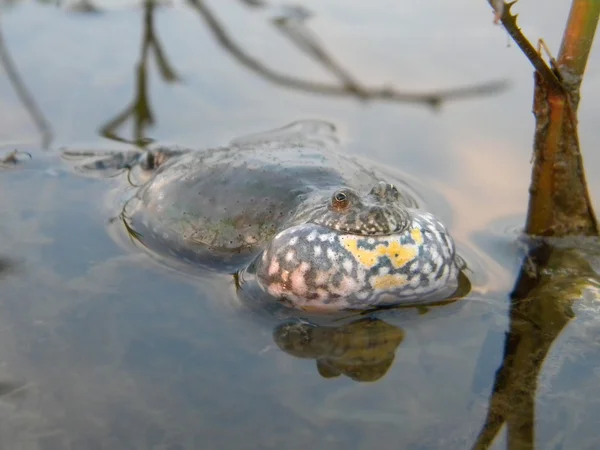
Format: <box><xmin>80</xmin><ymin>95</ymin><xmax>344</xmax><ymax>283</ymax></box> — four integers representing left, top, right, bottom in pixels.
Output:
<box><xmin>255</xmin><ymin>209</ymin><xmax>459</xmax><ymax>311</ymax></box>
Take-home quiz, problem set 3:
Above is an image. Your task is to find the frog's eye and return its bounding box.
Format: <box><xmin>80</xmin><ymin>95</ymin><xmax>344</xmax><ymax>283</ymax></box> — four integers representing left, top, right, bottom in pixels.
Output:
<box><xmin>332</xmin><ymin>190</ymin><xmax>350</xmax><ymax>211</ymax></box>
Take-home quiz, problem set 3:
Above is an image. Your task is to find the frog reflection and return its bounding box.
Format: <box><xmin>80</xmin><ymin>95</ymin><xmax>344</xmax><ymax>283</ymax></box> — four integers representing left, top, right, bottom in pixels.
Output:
<box><xmin>273</xmin><ymin>318</ymin><xmax>404</xmax><ymax>382</ymax></box>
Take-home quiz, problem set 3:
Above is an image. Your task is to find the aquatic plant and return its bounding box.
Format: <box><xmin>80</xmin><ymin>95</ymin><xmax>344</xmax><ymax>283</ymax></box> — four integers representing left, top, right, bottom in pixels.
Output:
<box><xmin>490</xmin><ymin>0</ymin><xmax>599</xmax><ymax>236</ymax></box>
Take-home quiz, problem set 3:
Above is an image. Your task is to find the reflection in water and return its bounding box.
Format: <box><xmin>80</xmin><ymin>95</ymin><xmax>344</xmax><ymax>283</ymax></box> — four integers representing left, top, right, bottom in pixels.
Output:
<box><xmin>99</xmin><ymin>0</ymin><xmax>179</xmax><ymax>146</ymax></box>
<box><xmin>0</xmin><ymin>257</ymin><xmax>26</xmax><ymax>405</ymax></box>
<box><xmin>272</xmin><ymin>5</ymin><xmax>374</xmax><ymax>97</ymax></box>
<box><xmin>66</xmin><ymin>0</ymin><xmax>102</xmax><ymax>13</ymax></box>
<box><xmin>472</xmin><ymin>239</ymin><xmax>600</xmax><ymax>450</ymax></box>
<box><xmin>7</xmin><ymin>2</ymin><xmax>600</xmax><ymax>448</ymax></box>
<box><xmin>2</xmin><ymin>0</ymin><xmax>507</xmax><ymax>147</ymax></box>
<box><xmin>0</xmin><ymin>19</ymin><xmax>52</xmax><ymax>148</ymax></box>
<box><xmin>188</xmin><ymin>0</ymin><xmax>507</xmax><ymax>109</ymax></box>
<box><xmin>274</xmin><ymin>318</ymin><xmax>404</xmax><ymax>383</ymax></box>
<box><xmin>0</xmin><ymin>258</ymin><xmax>10</xmax><ymax>273</ymax></box>
<box><xmin>269</xmin><ymin>274</ymin><xmax>469</xmax><ymax>384</ymax></box>
<box><xmin>0</xmin><ymin>381</ymin><xmax>28</xmax><ymax>401</ymax></box>
<box><xmin>265</xmin><ymin>271</ymin><xmax>470</xmax><ymax>384</ymax></box>
<box><xmin>236</xmin><ymin>0</ymin><xmax>266</xmax><ymax>8</ymax></box>
<box><xmin>0</xmin><ymin>257</ymin><xmax>15</xmax><ymax>278</ymax></box>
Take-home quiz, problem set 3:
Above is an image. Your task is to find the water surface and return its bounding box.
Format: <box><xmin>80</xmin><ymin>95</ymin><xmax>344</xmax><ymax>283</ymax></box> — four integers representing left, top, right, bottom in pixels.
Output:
<box><xmin>1</xmin><ymin>1</ymin><xmax>600</xmax><ymax>449</ymax></box>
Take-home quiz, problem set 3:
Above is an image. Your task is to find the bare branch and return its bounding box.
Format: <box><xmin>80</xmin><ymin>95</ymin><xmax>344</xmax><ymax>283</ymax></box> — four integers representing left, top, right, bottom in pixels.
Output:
<box><xmin>189</xmin><ymin>0</ymin><xmax>508</xmax><ymax>107</ymax></box>
<box><xmin>487</xmin><ymin>1</ymin><xmax>564</xmax><ymax>93</ymax></box>
<box><xmin>99</xmin><ymin>0</ymin><xmax>179</xmax><ymax>145</ymax></box>
<box><xmin>0</xmin><ymin>20</ymin><xmax>53</xmax><ymax>148</ymax></box>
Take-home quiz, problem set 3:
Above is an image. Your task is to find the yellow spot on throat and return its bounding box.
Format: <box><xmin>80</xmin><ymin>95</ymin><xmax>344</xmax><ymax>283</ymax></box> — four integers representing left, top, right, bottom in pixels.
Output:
<box><xmin>411</xmin><ymin>228</ymin><xmax>424</xmax><ymax>245</ymax></box>
<box><xmin>341</xmin><ymin>236</ymin><xmax>418</xmax><ymax>269</ymax></box>
<box><xmin>372</xmin><ymin>274</ymin><xmax>408</xmax><ymax>290</ymax></box>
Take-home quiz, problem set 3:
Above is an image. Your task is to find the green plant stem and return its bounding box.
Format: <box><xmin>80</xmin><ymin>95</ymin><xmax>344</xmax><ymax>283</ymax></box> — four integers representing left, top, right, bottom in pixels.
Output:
<box><xmin>558</xmin><ymin>0</ymin><xmax>600</xmax><ymax>90</ymax></box>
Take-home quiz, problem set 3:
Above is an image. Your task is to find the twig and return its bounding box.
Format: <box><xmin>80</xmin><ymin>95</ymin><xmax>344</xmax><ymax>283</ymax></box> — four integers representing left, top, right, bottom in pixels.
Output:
<box><xmin>272</xmin><ymin>13</ymin><xmax>367</xmax><ymax>96</ymax></box>
<box><xmin>0</xmin><ymin>20</ymin><xmax>53</xmax><ymax>148</ymax></box>
<box><xmin>487</xmin><ymin>1</ymin><xmax>564</xmax><ymax>93</ymax></box>
<box><xmin>99</xmin><ymin>0</ymin><xmax>179</xmax><ymax>145</ymax></box>
<box><xmin>189</xmin><ymin>0</ymin><xmax>508</xmax><ymax>107</ymax></box>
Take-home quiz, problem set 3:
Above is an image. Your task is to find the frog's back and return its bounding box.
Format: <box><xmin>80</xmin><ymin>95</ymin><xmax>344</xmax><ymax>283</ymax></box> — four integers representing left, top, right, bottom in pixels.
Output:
<box><xmin>125</xmin><ymin>122</ymin><xmax>410</xmax><ymax>270</ymax></box>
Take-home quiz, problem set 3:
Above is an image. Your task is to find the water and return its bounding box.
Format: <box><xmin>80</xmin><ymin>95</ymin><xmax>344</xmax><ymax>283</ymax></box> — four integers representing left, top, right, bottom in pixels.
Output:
<box><xmin>1</xmin><ymin>1</ymin><xmax>600</xmax><ymax>449</ymax></box>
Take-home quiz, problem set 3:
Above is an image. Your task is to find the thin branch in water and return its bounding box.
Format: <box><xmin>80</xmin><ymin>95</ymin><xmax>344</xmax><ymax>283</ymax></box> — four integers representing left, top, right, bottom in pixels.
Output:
<box><xmin>237</xmin><ymin>0</ymin><xmax>266</xmax><ymax>7</ymax></box>
<box><xmin>99</xmin><ymin>0</ymin><xmax>180</xmax><ymax>145</ymax></box>
<box><xmin>0</xmin><ymin>20</ymin><xmax>53</xmax><ymax>148</ymax></box>
<box><xmin>66</xmin><ymin>0</ymin><xmax>102</xmax><ymax>14</ymax></box>
<box><xmin>188</xmin><ymin>0</ymin><xmax>508</xmax><ymax>107</ymax></box>
<box><xmin>271</xmin><ymin>9</ymin><xmax>366</xmax><ymax>95</ymax></box>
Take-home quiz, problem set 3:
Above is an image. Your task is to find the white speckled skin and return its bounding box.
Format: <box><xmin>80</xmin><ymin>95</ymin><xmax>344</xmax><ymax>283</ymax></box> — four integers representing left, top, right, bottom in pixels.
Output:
<box><xmin>254</xmin><ymin>210</ymin><xmax>460</xmax><ymax>311</ymax></box>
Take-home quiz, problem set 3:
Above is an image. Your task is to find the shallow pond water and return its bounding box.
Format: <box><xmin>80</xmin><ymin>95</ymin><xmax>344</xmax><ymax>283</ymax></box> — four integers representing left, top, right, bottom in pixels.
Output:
<box><xmin>1</xmin><ymin>1</ymin><xmax>600</xmax><ymax>449</ymax></box>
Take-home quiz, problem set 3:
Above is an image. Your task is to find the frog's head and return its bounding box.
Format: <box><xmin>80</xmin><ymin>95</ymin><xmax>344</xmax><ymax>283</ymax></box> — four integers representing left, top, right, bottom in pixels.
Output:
<box><xmin>253</xmin><ymin>181</ymin><xmax>461</xmax><ymax>311</ymax></box>
<box><xmin>301</xmin><ymin>181</ymin><xmax>412</xmax><ymax>236</ymax></box>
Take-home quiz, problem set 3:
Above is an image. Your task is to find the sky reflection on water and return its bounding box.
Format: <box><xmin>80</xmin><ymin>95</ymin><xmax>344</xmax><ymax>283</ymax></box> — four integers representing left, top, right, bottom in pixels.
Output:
<box><xmin>1</xmin><ymin>1</ymin><xmax>600</xmax><ymax>449</ymax></box>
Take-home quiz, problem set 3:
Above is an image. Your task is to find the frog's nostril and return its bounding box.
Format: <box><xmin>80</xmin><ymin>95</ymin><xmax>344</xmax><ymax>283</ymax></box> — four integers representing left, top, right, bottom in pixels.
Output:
<box><xmin>369</xmin><ymin>181</ymin><xmax>400</xmax><ymax>202</ymax></box>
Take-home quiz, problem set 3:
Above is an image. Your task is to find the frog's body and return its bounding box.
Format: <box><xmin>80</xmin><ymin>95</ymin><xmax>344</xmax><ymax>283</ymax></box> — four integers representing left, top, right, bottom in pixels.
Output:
<box><xmin>68</xmin><ymin>121</ymin><xmax>465</xmax><ymax>311</ymax></box>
